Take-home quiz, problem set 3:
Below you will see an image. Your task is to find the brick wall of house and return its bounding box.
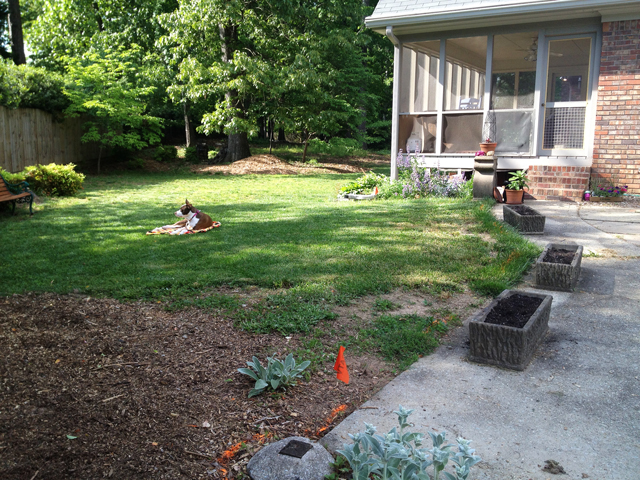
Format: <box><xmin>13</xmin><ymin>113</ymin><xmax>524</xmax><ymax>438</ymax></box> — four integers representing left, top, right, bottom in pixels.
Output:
<box><xmin>526</xmin><ymin>165</ymin><xmax>590</xmax><ymax>201</ymax></box>
<box><xmin>592</xmin><ymin>20</ymin><xmax>640</xmax><ymax>195</ymax></box>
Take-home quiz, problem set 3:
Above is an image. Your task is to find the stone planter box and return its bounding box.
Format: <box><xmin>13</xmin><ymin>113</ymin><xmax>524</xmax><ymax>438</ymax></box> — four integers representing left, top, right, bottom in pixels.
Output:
<box><xmin>535</xmin><ymin>243</ymin><xmax>583</xmax><ymax>292</ymax></box>
<box><xmin>469</xmin><ymin>289</ymin><xmax>553</xmax><ymax>371</ymax></box>
<box><xmin>589</xmin><ymin>196</ymin><xmax>624</xmax><ymax>202</ymax></box>
<box><xmin>503</xmin><ymin>204</ymin><xmax>545</xmax><ymax>235</ymax></box>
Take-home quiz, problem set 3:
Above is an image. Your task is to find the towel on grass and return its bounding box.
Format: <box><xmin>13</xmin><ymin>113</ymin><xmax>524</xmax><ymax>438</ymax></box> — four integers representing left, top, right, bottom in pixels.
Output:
<box><xmin>146</xmin><ymin>221</ymin><xmax>221</xmax><ymax>235</ymax></box>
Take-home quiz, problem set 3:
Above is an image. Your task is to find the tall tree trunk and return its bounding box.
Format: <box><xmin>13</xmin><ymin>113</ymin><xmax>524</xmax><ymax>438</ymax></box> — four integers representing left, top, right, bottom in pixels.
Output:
<box><xmin>97</xmin><ymin>146</ymin><xmax>103</xmax><ymax>175</ymax></box>
<box><xmin>183</xmin><ymin>100</ymin><xmax>196</xmax><ymax>147</ymax></box>
<box><xmin>219</xmin><ymin>23</ymin><xmax>251</xmax><ymax>163</ymax></box>
<box><xmin>302</xmin><ymin>129</ymin><xmax>310</xmax><ymax>163</ymax></box>
<box><xmin>278</xmin><ymin>128</ymin><xmax>285</xmax><ymax>142</ymax></box>
<box><xmin>7</xmin><ymin>0</ymin><xmax>25</xmax><ymax>65</ymax></box>
<box><xmin>92</xmin><ymin>2</ymin><xmax>104</xmax><ymax>31</ymax></box>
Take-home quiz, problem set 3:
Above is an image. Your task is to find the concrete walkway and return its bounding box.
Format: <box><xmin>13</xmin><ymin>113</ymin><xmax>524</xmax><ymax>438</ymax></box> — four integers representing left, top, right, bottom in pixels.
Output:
<box><xmin>322</xmin><ymin>201</ymin><xmax>640</xmax><ymax>480</ymax></box>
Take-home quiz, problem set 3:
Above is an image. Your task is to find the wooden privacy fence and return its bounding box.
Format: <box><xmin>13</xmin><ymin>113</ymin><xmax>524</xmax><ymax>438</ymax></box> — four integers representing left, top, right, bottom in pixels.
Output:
<box><xmin>0</xmin><ymin>106</ymin><xmax>100</xmax><ymax>173</ymax></box>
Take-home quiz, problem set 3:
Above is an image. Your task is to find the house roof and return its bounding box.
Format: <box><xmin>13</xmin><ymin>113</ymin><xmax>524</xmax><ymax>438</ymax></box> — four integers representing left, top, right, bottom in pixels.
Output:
<box><xmin>366</xmin><ymin>0</ymin><xmax>640</xmax><ymax>35</ymax></box>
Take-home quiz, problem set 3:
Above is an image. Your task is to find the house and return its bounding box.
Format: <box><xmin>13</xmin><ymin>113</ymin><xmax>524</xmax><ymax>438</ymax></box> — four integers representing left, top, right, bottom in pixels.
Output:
<box><xmin>366</xmin><ymin>0</ymin><xmax>640</xmax><ymax>200</ymax></box>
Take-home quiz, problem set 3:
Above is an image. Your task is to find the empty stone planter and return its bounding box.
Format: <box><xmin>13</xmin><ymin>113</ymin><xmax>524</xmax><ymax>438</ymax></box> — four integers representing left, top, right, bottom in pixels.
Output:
<box><xmin>535</xmin><ymin>243</ymin><xmax>583</xmax><ymax>292</ymax></box>
<box><xmin>469</xmin><ymin>289</ymin><xmax>552</xmax><ymax>371</ymax></box>
<box><xmin>503</xmin><ymin>204</ymin><xmax>545</xmax><ymax>235</ymax></box>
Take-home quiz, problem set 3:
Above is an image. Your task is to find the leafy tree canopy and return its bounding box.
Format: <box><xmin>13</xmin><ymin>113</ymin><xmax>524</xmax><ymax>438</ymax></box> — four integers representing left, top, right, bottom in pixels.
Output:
<box><xmin>64</xmin><ymin>46</ymin><xmax>163</xmax><ymax>154</ymax></box>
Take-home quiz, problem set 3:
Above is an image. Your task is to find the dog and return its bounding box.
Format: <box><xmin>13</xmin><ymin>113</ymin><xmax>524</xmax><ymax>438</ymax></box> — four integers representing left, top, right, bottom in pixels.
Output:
<box><xmin>163</xmin><ymin>199</ymin><xmax>215</xmax><ymax>235</ymax></box>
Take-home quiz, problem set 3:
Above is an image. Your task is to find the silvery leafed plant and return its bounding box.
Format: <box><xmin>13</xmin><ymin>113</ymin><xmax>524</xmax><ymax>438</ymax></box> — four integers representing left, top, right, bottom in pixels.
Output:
<box><xmin>337</xmin><ymin>406</ymin><xmax>481</xmax><ymax>480</ymax></box>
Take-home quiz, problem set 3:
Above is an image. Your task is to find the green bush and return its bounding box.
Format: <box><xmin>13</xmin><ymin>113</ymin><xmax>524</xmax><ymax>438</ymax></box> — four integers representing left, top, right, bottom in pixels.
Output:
<box><xmin>0</xmin><ymin>61</ymin><xmax>69</xmax><ymax>115</ymax></box>
<box><xmin>340</xmin><ymin>171</ymin><xmax>386</xmax><ymax>195</ymax></box>
<box><xmin>153</xmin><ymin>145</ymin><xmax>178</xmax><ymax>163</ymax></box>
<box><xmin>0</xmin><ymin>167</ymin><xmax>27</xmax><ymax>184</ymax></box>
<box><xmin>308</xmin><ymin>137</ymin><xmax>363</xmax><ymax>157</ymax></box>
<box><xmin>184</xmin><ymin>146</ymin><xmax>198</xmax><ymax>163</ymax></box>
<box><xmin>126</xmin><ymin>158</ymin><xmax>145</xmax><ymax>170</ymax></box>
<box><xmin>23</xmin><ymin>163</ymin><xmax>85</xmax><ymax>196</ymax></box>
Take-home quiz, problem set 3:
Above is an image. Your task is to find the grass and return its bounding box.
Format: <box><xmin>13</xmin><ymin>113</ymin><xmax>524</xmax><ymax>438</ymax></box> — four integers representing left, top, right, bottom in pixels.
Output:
<box><xmin>0</xmin><ymin>169</ymin><xmax>541</xmax><ymax>369</ymax></box>
<box><xmin>0</xmin><ymin>172</ymin><xmax>538</xmax><ymax>299</ymax></box>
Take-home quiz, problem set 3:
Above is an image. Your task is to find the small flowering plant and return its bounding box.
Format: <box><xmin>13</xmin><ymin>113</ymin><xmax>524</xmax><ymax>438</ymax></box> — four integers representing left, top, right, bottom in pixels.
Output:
<box><xmin>590</xmin><ymin>178</ymin><xmax>628</xmax><ymax>197</ymax></box>
<box><xmin>593</xmin><ymin>184</ymin><xmax>628</xmax><ymax>197</ymax></box>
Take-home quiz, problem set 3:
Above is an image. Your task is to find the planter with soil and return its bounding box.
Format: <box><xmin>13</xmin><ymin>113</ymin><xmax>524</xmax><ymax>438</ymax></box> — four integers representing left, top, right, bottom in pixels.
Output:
<box><xmin>535</xmin><ymin>243</ymin><xmax>583</xmax><ymax>292</ymax></box>
<box><xmin>503</xmin><ymin>204</ymin><xmax>545</xmax><ymax>235</ymax></box>
<box><xmin>468</xmin><ymin>289</ymin><xmax>553</xmax><ymax>371</ymax></box>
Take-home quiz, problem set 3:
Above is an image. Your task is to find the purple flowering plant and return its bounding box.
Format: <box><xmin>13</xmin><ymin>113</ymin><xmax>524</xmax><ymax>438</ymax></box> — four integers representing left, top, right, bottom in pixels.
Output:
<box><xmin>590</xmin><ymin>177</ymin><xmax>628</xmax><ymax>197</ymax></box>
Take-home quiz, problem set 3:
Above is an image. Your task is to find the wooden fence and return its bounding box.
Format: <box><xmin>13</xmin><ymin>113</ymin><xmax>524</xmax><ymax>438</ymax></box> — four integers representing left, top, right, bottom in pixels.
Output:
<box><xmin>0</xmin><ymin>106</ymin><xmax>100</xmax><ymax>173</ymax></box>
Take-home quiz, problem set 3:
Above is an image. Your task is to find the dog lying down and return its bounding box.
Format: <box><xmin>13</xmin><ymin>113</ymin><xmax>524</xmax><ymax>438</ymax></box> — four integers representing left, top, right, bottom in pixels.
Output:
<box><xmin>146</xmin><ymin>199</ymin><xmax>221</xmax><ymax>235</ymax></box>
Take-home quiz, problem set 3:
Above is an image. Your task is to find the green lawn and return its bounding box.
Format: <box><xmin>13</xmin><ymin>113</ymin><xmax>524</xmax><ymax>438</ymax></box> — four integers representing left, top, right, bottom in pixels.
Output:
<box><xmin>0</xmin><ymin>171</ymin><xmax>539</xmax><ymax>303</ymax></box>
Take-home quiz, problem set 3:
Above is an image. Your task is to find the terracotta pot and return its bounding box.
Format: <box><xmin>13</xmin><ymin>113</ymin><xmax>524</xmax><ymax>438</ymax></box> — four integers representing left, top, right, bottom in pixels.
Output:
<box><xmin>479</xmin><ymin>142</ymin><xmax>497</xmax><ymax>153</ymax></box>
<box><xmin>505</xmin><ymin>189</ymin><xmax>524</xmax><ymax>204</ymax></box>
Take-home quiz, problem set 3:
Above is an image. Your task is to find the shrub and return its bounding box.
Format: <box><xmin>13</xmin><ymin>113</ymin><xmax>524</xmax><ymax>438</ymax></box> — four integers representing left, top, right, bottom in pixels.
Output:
<box><xmin>238</xmin><ymin>354</ymin><xmax>311</xmax><ymax>397</ymax></box>
<box><xmin>184</xmin><ymin>146</ymin><xmax>198</xmax><ymax>163</ymax></box>
<box><xmin>0</xmin><ymin>167</ymin><xmax>27</xmax><ymax>184</ymax></box>
<box><xmin>0</xmin><ymin>62</ymin><xmax>69</xmax><ymax>115</ymax></box>
<box><xmin>337</xmin><ymin>406</ymin><xmax>482</xmax><ymax>480</ymax></box>
<box><xmin>340</xmin><ymin>172</ymin><xmax>387</xmax><ymax>195</ymax></box>
<box><xmin>23</xmin><ymin>163</ymin><xmax>85</xmax><ymax>196</ymax></box>
<box><xmin>153</xmin><ymin>145</ymin><xmax>178</xmax><ymax>163</ymax></box>
<box><xmin>126</xmin><ymin>158</ymin><xmax>145</xmax><ymax>170</ymax></box>
<box><xmin>309</xmin><ymin>137</ymin><xmax>363</xmax><ymax>157</ymax></box>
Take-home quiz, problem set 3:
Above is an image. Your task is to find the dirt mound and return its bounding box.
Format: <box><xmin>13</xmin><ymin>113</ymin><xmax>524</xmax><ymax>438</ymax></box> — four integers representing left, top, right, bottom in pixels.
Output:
<box><xmin>195</xmin><ymin>154</ymin><xmax>367</xmax><ymax>175</ymax></box>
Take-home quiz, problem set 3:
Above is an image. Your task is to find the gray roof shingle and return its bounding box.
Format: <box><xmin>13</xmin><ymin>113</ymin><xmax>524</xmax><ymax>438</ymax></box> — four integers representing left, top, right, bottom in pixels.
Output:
<box><xmin>370</xmin><ymin>0</ymin><xmax>567</xmax><ymax>19</ymax></box>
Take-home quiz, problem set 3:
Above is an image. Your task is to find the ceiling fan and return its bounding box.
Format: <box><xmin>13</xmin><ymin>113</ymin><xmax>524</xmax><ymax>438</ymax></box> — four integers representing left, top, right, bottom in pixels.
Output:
<box><xmin>520</xmin><ymin>38</ymin><xmax>563</xmax><ymax>62</ymax></box>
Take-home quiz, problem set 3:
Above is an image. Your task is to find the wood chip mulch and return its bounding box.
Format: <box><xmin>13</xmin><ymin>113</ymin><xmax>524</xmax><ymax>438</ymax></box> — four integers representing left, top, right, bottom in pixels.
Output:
<box><xmin>0</xmin><ymin>293</ymin><xmax>394</xmax><ymax>479</ymax></box>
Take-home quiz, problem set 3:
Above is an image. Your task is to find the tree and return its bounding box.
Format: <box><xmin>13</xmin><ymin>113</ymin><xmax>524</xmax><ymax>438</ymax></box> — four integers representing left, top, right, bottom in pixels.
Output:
<box><xmin>64</xmin><ymin>47</ymin><xmax>163</xmax><ymax>173</ymax></box>
<box><xmin>160</xmin><ymin>0</ymin><xmax>379</xmax><ymax>162</ymax></box>
<box><xmin>7</xmin><ymin>0</ymin><xmax>25</xmax><ymax>64</ymax></box>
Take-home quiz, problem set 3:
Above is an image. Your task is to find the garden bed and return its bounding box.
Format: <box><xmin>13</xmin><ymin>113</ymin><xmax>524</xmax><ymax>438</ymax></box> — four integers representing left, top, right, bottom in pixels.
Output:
<box><xmin>468</xmin><ymin>289</ymin><xmax>552</xmax><ymax>370</ymax></box>
<box><xmin>0</xmin><ymin>292</ymin><xmax>396</xmax><ymax>480</ymax></box>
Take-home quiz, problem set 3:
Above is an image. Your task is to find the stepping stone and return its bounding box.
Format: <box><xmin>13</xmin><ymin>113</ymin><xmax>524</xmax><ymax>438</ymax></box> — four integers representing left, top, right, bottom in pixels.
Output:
<box><xmin>247</xmin><ymin>436</ymin><xmax>334</xmax><ymax>480</ymax></box>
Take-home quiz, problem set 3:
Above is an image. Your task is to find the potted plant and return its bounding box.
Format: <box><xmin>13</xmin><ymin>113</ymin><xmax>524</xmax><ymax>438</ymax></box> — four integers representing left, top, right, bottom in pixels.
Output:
<box><xmin>479</xmin><ymin>110</ymin><xmax>497</xmax><ymax>153</ymax></box>
<box><xmin>479</xmin><ymin>138</ymin><xmax>497</xmax><ymax>153</ymax></box>
<box><xmin>505</xmin><ymin>170</ymin><xmax>528</xmax><ymax>204</ymax></box>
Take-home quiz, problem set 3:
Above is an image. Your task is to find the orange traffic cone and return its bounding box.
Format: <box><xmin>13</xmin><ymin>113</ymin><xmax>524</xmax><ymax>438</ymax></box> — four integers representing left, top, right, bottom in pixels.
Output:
<box><xmin>334</xmin><ymin>346</ymin><xmax>350</xmax><ymax>384</ymax></box>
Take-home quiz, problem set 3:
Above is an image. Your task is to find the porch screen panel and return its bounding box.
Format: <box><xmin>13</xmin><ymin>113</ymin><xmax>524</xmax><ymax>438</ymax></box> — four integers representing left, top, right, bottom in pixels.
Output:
<box><xmin>442</xmin><ymin>113</ymin><xmax>482</xmax><ymax>153</ymax></box>
<box><xmin>400</xmin><ymin>41</ymin><xmax>440</xmax><ymax>113</ymax></box>
<box><xmin>542</xmin><ymin>107</ymin><xmax>586</xmax><ymax>150</ymax></box>
<box><xmin>445</xmin><ymin>36</ymin><xmax>486</xmax><ymax>111</ymax></box>
<box><xmin>495</xmin><ymin>111</ymin><xmax>533</xmax><ymax>153</ymax></box>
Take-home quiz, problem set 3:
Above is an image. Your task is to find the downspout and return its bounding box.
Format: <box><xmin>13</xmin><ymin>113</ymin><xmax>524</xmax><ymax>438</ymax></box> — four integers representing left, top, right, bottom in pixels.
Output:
<box><xmin>387</xmin><ymin>26</ymin><xmax>401</xmax><ymax>181</ymax></box>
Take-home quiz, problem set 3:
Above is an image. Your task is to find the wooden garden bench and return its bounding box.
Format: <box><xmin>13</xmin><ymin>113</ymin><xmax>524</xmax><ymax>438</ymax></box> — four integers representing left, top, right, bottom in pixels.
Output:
<box><xmin>0</xmin><ymin>173</ymin><xmax>35</xmax><ymax>215</ymax></box>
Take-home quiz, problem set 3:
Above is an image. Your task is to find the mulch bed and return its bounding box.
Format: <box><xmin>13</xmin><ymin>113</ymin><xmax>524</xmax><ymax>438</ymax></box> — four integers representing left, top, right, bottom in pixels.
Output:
<box><xmin>542</xmin><ymin>248</ymin><xmax>576</xmax><ymax>265</ymax></box>
<box><xmin>484</xmin><ymin>294</ymin><xmax>543</xmax><ymax>328</ymax></box>
<box><xmin>0</xmin><ymin>293</ymin><xmax>393</xmax><ymax>480</ymax></box>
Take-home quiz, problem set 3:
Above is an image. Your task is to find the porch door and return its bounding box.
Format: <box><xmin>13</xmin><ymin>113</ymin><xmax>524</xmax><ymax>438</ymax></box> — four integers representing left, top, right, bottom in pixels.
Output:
<box><xmin>538</xmin><ymin>34</ymin><xmax>595</xmax><ymax>155</ymax></box>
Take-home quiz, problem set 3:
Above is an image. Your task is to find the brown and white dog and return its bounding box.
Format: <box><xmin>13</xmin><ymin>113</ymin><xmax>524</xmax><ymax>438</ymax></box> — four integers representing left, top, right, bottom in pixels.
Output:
<box><xmin>165</xmin><ymin>199</ymin><xmax>214</xmax><ymax>235</ymax></box>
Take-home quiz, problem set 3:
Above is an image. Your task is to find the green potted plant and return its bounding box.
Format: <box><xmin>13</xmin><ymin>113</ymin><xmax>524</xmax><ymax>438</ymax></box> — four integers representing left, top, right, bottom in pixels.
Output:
<box><xmin>505</xmin><ymin>170</ymin><xmax>529</xmax><ymax>204</ymax></box>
